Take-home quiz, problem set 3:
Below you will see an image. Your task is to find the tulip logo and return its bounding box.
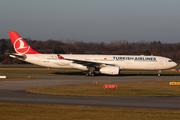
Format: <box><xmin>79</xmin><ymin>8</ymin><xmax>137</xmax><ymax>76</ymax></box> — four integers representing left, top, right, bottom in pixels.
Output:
<box><xmin>14</xmin><ymin>38</ymin><xmax>30</xmax><ymax>54</ymax></box>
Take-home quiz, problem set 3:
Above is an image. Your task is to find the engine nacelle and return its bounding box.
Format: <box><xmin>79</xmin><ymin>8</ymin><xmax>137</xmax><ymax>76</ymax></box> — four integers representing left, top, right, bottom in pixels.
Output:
<box><xmin>100</xmin><ymin>66</ymin><xmax>119</xmax><ymax>75</ymax></box>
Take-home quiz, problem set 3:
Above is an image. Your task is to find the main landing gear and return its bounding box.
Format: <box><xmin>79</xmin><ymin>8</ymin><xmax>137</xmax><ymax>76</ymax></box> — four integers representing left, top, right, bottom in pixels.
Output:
<box><xmin>86</xmin><ymin>71</ymin><xmax>95</xmax><ymax>76</ymax></box>
<box><xmin>86</xmin><ymin>67</ymin><xmax>96</xmax><ymax>76</ymax></box>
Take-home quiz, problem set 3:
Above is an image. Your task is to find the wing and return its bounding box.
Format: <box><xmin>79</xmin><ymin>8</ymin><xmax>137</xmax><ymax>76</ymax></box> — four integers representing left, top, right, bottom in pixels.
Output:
<box><xmin>57</xmin><ymin>54</ymin><xmax>114</xmax><ymax>67</ymax></box>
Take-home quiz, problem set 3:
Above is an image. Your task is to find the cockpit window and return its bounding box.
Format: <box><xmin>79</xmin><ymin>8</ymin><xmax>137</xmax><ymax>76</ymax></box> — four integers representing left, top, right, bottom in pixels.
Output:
<box><xmin>168</xmin><ymin>60</ymin><xmax>173</xmax><ymax>62</ymax></box>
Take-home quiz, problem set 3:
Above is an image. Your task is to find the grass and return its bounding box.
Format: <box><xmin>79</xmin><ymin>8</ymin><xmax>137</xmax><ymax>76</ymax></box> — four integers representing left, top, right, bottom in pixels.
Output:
<box><xmin>0</xmin><ymin>67</ymin><xmax>180</xmax><ymax>76</ymax></box>
<box><xmin>0</xmin><ymin>103</ymin><xmax>180</xmax><ymax>120</ymax></box>
<box><xmin>0</xmin><ymin>68</ymin><xmax>85</xmax><ymax>75</ymax></box>
<box><xmin>0</xmin><ymin>64</ymin><xmax>40</xmax><ymax>68</ymax></box>
<box><xmin>25</xmin><ymin>80</ymin><xmax>180</xmax><ymax>97</ymax></box>
<box><xmin>0</xmin><ymin>77</ymin><xmax>43</xmax><ymax>81</ymax></box>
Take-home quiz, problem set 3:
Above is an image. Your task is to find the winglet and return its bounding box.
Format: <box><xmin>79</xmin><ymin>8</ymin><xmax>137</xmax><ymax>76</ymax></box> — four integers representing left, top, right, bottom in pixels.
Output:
<box><xmin>8</xmin><ymin>31</ymin><xmax>40</xmax><ymax>54</ymax></box>
<box><xmin>57</xmin><ymin>54</ymin><xmax>64</xmax><ymax>59</ymax></box>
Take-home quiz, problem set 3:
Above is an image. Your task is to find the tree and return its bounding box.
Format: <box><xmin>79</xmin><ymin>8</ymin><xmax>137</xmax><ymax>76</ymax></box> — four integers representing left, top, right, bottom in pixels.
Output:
<box><xmin>54</xmin><ymin>47</ymin><xmax>65</xmax><ymax>54</ymax></box>
<box><xmin>0</xmin><ymin>39</ymin><xmax>7</xmax><ymax>54</ymax></box>
<box><xmin>143</xmin><ymin>50</ymin><xmax>151</xmax><ymax>55</ymax></box>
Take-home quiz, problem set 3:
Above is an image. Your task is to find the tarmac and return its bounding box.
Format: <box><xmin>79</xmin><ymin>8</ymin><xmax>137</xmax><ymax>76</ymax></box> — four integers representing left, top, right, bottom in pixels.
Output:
<box><xmin>0</xmin><ymin>75</ymin><xmax>180</xmax><ymax>110</ymax></box>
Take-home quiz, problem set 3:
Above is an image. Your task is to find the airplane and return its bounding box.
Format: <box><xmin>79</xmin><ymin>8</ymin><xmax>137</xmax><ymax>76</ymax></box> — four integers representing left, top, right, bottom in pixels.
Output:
<box><xmin>8</xmin><ymin>31</ymin><xmax>177</xmax><ymax>76</ymax></box>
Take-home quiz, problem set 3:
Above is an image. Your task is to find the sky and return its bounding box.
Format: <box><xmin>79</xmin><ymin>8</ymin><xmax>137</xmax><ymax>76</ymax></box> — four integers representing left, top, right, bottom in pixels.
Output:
<box><xmin>0</xmin><ymin>0</ymin><xmax>180</xmax><ymax>43</ymax></box>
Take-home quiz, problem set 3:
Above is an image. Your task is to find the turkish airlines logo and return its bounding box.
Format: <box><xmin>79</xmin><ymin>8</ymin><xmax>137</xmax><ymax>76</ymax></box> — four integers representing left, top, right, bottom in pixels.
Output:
<box><xmin>14</xmin><ymin>38</ymin><xmax>30</xmax><ymax>54</ymax></box>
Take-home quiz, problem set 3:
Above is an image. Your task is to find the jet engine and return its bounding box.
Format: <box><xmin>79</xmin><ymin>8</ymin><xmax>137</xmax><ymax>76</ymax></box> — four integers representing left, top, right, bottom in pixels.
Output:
<box><xmin>100</xmin><ymin>66</ymin><xmax>119</xmax><ymax>75</ymax></box>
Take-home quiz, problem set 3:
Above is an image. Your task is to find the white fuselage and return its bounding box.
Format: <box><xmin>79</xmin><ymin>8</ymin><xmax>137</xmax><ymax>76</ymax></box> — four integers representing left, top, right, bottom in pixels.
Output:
<box><xmin>8</xmin><ymin>31</ymin><xmax>177</xmax><ymax>75</ymax></box>
<box><xmin>24</xmin><ymin>54</ymin><xmax>177</xmax><ymax>71</ymax></box>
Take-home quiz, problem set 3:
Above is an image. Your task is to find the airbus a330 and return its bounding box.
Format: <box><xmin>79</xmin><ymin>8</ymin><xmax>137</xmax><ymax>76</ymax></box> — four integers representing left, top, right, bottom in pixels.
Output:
<box><xmin>8</xmin><ymin>31</ymin><xmax>177</xmax><ymax>76</ymax></box>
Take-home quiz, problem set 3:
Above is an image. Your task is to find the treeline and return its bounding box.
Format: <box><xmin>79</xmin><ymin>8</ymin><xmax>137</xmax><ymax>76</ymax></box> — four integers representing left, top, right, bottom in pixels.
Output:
<box><xmin>0</xmin><ymin>38</ymin><xmax>180</xmax><ymax>64</ymax></box>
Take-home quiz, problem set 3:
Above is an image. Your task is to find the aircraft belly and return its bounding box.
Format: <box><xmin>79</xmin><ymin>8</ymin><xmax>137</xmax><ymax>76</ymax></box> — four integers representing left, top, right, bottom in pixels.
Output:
<box><xmin>147</xmin><ymin>64</ymin><xmax>156</xmax><ymax>70</ymax></box>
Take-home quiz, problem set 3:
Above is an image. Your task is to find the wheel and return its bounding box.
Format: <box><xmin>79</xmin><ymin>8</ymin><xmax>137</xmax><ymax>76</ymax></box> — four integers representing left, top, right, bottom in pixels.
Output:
<box><xmin>88</xmin><ymin>72</ymin><xmax>92</xmax><ymax>76</ymax></box>
<box><xmin>86</xmin><ymin>73</ymin><xmax>89</xmax><ymax>76</ymax></box>
<box><xmin>86</xmin><ymin>71</ymin><xmax>95</xmax><ymax>76</ymax></box>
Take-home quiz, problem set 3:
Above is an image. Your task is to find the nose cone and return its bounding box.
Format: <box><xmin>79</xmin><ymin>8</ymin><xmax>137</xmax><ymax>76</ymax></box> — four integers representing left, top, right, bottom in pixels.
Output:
<box><xmin>172</xmin><ymin>62</ymin><xmax>177</xmax><ymax>68</ymax></box>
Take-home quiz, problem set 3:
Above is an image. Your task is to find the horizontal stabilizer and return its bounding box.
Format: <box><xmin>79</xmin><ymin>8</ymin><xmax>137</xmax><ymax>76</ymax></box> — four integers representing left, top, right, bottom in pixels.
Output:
<box><xmin>9</xmin><ymin>53</ymin><xmax>27</xmax><ymax>60</ymax></box>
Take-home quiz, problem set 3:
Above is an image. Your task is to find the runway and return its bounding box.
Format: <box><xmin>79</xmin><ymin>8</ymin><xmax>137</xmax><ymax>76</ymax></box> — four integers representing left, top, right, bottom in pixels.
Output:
<box><xmin>0</xmin><ymin>75</ymin><xmax>180</xmax><ymax>110</ymax></box>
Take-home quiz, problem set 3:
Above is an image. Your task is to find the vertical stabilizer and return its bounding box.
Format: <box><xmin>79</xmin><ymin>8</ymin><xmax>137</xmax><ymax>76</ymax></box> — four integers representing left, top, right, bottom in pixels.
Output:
<box><xmin>8</xmin><ymin>31</ymin><xmax>40</xmax><ymax>54</ymax></box>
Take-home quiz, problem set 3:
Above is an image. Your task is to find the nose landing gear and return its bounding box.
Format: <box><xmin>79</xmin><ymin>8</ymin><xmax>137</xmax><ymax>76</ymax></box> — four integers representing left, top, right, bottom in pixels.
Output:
<box><xmin>158</xmin><ymin>70</ymin><xmax>161</xmax><ymax>77</ymax></box>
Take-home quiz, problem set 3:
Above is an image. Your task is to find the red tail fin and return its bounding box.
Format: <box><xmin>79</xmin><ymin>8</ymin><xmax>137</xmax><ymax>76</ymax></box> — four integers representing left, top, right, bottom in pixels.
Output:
<box><xmin>8</xmin><ymin>31</ymin><xmax>40</xmax><ymax>54</ymax></box>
